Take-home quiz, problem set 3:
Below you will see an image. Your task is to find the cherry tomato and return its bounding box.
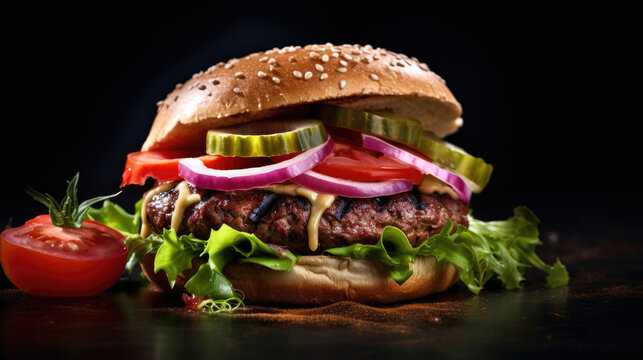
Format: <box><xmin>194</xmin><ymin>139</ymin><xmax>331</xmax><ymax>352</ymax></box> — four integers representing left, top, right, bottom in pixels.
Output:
<box><xmin>313</xmin><ymin>141</ymin><xmax>424</xmax><ymax>184</ymax></box>
<box><xmin>0</xmin><ymin>215</ymin><xmax>128</xmax><ymax>297</ymax></box>
<box><xmin>121</xmin><ymin>150</ymin><xmax>271</xmax><ymax>187</ymax></box>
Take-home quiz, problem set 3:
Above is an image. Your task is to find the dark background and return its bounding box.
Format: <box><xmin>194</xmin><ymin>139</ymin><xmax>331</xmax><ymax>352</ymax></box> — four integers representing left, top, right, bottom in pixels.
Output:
<box><xmin>1</xmin><ymin>4</ymin><xmax>640</xmax><ymax>238</ymax></box>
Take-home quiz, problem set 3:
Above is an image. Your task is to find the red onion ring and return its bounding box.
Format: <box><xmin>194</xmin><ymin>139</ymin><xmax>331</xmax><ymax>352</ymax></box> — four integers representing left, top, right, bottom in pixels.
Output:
<box><xmin>291</xmin><ymin>170</ymin><xmax>413</xmax><ymax>198</ymax></box>
<box><xmin>179</xmin><ymin>138</ymin><xmax>334</xmax><ymax>191</ymax></box>
<box><xmin>362</xmin><ymin>135</ymin><xmax>472</xmax><ymax>202</ymax></box>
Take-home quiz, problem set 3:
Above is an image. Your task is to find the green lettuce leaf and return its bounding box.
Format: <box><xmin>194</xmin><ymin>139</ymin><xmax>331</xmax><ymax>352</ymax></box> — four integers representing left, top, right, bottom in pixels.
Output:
<box><xmin>154</xmin><ymin>230</ymin><xmax>206</xmax><ymax>288</ymax></box>
<box><xmin>86</xmin><ymin>199</ymin><xmax>141</xmax><ymax>235</ymax></box>
<box><xmin>467</xmin><ymin>206</ymin><xmax>569</xmax><ymax>289</ymax></box>
<box><xmin>154</xmin><ymin>224</ymin><xmax>297</xmax><ymax>300</ymax></box>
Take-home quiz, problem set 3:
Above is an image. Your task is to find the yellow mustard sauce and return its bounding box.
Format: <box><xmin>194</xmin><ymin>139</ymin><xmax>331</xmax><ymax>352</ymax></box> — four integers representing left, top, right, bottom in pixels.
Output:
<box><xmin>140</xmin><ymin>183</ymin><xmax>175</xmax><ymax>237</ymax></box>
<box><xmin>260</xmin><ymin>183</ymin><xmax>335</xmax><ymax>252</ymax></box>
<box><xmin>417</xmin><ymin>175</ymin><xmax>459</xmax><ymax>200</ymax></box>
<box><xmin>170</xmin><ymin>181</ymin><xmax>202</xmax><ymax>231</ymax></box>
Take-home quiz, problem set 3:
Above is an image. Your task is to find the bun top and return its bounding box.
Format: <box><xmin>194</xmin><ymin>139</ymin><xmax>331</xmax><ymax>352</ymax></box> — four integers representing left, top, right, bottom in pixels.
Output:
<box><xmin>143</xmin><ymin>44</ymin><xmax>462</xmax><ymax>151</ymax></box>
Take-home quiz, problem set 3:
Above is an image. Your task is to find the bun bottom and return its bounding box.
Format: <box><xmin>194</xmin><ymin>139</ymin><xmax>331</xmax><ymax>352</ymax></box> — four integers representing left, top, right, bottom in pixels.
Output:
<box><xmin>141</xmin><ymin>255</ymin><xmax>459</xmax><ymax>305</ymax></box>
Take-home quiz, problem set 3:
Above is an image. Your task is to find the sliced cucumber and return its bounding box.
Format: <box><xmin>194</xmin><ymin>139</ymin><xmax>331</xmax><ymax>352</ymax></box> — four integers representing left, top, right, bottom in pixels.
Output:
<box><xmin>315</xmin><ymin>104</ymin><xmax>422</xmax><ymax>145</ymax></box>
<box><xmin>206</xmin><ymin>119</ymin><xmax>328</xmax><ymax>157</ymax></box>
<box><xmin>418</xmin><ymin>131</ymin><xmax>493</xmax><ymax>193</ymax></box>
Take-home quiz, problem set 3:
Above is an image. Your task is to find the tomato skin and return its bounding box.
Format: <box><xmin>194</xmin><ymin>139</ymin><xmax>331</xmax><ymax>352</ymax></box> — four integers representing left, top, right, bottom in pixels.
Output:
<box><xmin>121</xmin><ymin>150</ymin><xmax>271</xmax><ymax>187</ymax></box>
<box><xmin>0</xmin><ymin>215</ymin><xmax>128</xmax><ymax>297</ymax></box>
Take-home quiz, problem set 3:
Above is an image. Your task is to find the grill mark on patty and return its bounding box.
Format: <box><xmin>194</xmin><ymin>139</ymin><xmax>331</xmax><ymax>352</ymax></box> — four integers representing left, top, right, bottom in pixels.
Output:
<box><xmin>334</xmin><ymin>197</ymin><xmax>352</xmax><ymax>221</ymax></box>
<box><xmin>249</xmin><ymin>192</ymin><xmax>279</xmax><ymax>223</ymax></box>
<box><xmin>374</xmin><ymin>196</ymin><xmax>390</xmax><ymax>211</ymax></box>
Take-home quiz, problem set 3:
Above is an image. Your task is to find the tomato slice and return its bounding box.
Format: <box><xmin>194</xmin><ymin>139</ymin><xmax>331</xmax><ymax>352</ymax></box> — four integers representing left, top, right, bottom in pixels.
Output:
<box><xmin>0</xmin><ymin>215</ymin><xmax>128</xmax><ymax>297</ymax></box>
<box><xmin>121</xmin><ymin>150</ymin><xmax>271</xmax><ymax>187</ymax></box>
<box><xmin>313</xmin><ymin>141</ymin><xmax>424</xmax><ymax>184</ymax></box>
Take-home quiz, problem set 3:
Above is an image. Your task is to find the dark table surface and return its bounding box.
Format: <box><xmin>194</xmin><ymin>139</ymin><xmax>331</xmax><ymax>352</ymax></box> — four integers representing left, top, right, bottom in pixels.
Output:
<box><xmin>1</xmin><ymin>228</ymin><xmax>642</xmax><ymax>359</ymax></box>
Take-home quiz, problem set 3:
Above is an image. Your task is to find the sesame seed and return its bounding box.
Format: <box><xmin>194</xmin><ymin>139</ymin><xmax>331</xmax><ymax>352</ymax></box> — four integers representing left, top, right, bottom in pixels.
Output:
<box><xmin>411</xmin><ymin>56</ymin><xmax>419</xmax><ymax>62</ymax></box>
<box><xmin>364</xmin><ymin>44</ymin><xmax>373</xmax><ymax>50</ymax></box>
<box><xmin>259</xmin><ymin>56</ymin><xmax>269</xmax><ymax>62</ymax></box>
<box><xmin>369</xmin><ymin>74</ymin><xmax>379</xmax><ymax>81</ymax></box>
<box><xmin>352</xmin><ymin>49</ymin><xmax>361</xmax><ymax>55</ymax></box>
<box><xmin>339</xmin><ymin>80</ymin><xmax>346</xmax><ymax>89</ymax></box>
<box><xmin>175</xmin><ymin>83</ymin><xmax>183</xmax><ymax>89</ymax></box>
<box><xmin>206</xmin><ymin>91</ymin><xmax>212</xmax><ymax>96</ymax></box>
<box><xmin>331</xmin><ymin>53</ymin><xmax>339</xmax><ymax>58</ymax></box>
<box><xmin>419</xmin><ymin>63</ymin><xmax>429</xmax><ymax>71</ymax></box>
<box><xmin>315</xmin><ymin>64</ymin><xmax>324</xmax><ymax>72</ymax></box>
<box><xmin>343</xmin><ymin>53</ymin><xmax>352</xmax><ymax>61</ymax></box>
<box><xmin>269</xmin><ymin>65</ymin><xmax>275</xmax><ymax>72</ymax></box>
<box><xmin>257</xmin><ymin>71</ymin><xmax>267</xmax><ymax>78</ymax></box>
<box><xmin>210</xmin><ymin>79</ymin><xmax>220</xmax><ymax>85</ymax></box>
<box><xmin>192</xmin><ymin>71</ymin><xmax>203</xmax><ymax>78</ymax></box>
<box><xmin>268</xmin><ymin>58</ymin><xmax>276</xmax><ymax>65</ymax></box>
<box><xmin>198</xmin><ymin>84</ymin><xmax>207</xmax><ymax>90</ymax></box>
<box><xmin>224</xmin><ymin>63</ymin><xmax>234</xmax><ymax>69</ymax></box>
<box><xmin>337</xmin><ymin>67</ymin><xmax>347</xmax><ymax>73</ymax></box>
<box><xmin>309</xmin><ymin>51</ymin><xmax>319</xmax><ymax>58</ymax></box>
<box><xmin>293</xmin><ymin>70</ymin><xmax>303</xmax><ymax>78</ymax></box>
<box><xmin>272</xmin><ymin>77</ymin><xmax>280</xmax><ymax>84</ymax></box>
<box><xmin>340</xmin><ymin>60</ymin><xmax>348</xmax><ymax>67</ymax></box>
<box><xmin>174</xmin><ymin>95</ymin><xmax>179</xmax><ymax>101</ymax></box>
<box><xmin>397</xmin><ymin>60</ymin><xmax>405</xmax><ymax>67</ymax></box>
<box><xmin>207</xmin><ymin>65</ymin><xmax>217</xmax><ymax>72</ymax></box>
<box><xmin>288</xmin><ymin>46</ymin><xmax>297</xmax><ymax>53</ymax></box>
<box><xmin>320</xmin><ymin>73</ymin><xmax>328</xmax><ymax>80</ymax></box>
<box><xmin>289</xmin><ymin>56</ymin><xmax>296</xmax><ymax>62</ymax></box>
<box><xmin>321</xmin><ymin>54</ymin><xmax>329</xmax><ymax>63</ymax></box>
<box><xmin>304</xmin><ymin>71</ymin><xmax>312</xmax><ymax>80</ymax></box>
<box><xmin>235</xmin><ymin>72</ymin><xmax>245</xmax><ymax>79</ymax></box>
<box><xmin>373</xmin><ymin>55</ymin><xmax>380</xmax><ymax>60</ymax></box>
<box><xmin>233</xmin><ymin>87</ymin><xmax>242</xmax><ymax>94</ymax></box>
<box><xmin>361</xmin><ymin>57</ymin><xmax>370</xmax><ymax>63</ymax></box>
<box><xmin>156</xmin><ymin>100</ymin><xmax>163</xmax><ymax>106</ymax></box>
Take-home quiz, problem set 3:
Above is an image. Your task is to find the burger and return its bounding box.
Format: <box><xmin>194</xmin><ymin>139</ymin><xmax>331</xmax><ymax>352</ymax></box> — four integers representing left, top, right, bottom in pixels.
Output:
<box><xmin>88</xmin><ymin>43</ymin><xmax>568</xmax><ymax>311</ymax></box>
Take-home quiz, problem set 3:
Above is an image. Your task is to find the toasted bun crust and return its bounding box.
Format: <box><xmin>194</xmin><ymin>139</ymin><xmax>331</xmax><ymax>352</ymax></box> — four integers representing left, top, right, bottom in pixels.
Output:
<box><xmin>143</xmin><ymin>44</ymin><xmax>462</xmax><ymax>151</ymax></box>
<box><xmin>141</xmin><ymin>254</ymin><xmax>458</xmax><ymax>305</ymax></box>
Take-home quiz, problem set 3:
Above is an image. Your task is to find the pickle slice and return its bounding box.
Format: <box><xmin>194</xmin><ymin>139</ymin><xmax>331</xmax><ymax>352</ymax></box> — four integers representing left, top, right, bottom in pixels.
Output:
<box><xmin>418</xmin><ymin>131</ymin><xmax>493</xmax><ymax>193</ymax></box>
<box><xmin>315</xmin><ymin>104</ymin><xmax>422</xmax><ymax>145</ymax></box>
<box><xmin>206</xmin><ymin>119</ymin><xmax>328</xmax><ymax>157</ymax></box>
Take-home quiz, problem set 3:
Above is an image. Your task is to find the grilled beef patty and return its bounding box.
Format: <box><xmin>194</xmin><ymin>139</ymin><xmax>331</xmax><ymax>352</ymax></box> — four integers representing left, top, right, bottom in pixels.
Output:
<box><xmin>145</xmin><ymin>184</ymin><xmax>469</xmax><ymax>254</ymax></box>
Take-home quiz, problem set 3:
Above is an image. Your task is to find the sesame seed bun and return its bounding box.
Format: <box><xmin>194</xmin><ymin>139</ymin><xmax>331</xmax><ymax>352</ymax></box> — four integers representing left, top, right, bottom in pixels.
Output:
<box><xmin>140</xmin><ymin>254</ymin><xmax>459</xmax><ymax>305</ymax></box>
<box><xmin>143</xmin><ymin>43</ymin><xmax>462</xmax><ymax>151</ymax></box>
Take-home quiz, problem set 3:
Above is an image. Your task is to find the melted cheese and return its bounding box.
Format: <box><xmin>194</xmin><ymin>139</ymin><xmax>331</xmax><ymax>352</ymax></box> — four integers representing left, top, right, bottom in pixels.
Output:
<box><xmin>260</xmin><ymin>184</ymin><xmax>335</xmax><ymax>252</ymax></box>
<box><xmin>140</xmin><ymin>183</ymin><xmax>175</xmax><ymax>237</ymax></box>
<box><xmin>171</xmin><ymin>181</ymin><xmax>202</xmax><ymax>231</ymax></box>
<box><xmin>418</xmin><ymin>175</ymin><xmax>459</xmax><ymax>200</ymax></box>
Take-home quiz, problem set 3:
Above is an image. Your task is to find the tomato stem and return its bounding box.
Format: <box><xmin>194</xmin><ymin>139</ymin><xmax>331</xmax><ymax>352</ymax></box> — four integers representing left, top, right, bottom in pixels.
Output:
<box><xmin>25</xmin><ymin>173</ymin><xmax>121</xmax><ymax>229</ymax></box>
